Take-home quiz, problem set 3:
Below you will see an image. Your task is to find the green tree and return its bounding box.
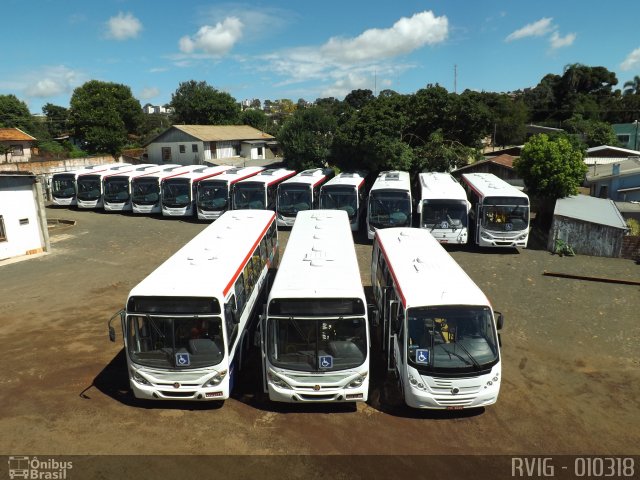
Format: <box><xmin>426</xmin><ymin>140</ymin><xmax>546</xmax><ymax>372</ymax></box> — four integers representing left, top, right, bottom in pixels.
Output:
<box><xmin>623</xmin><ymin>75</ymin><xmax>640</xmax><ymax>95</ymax></box>
<box><xmin>412</xmin><ymin>130</ymin><xmax>478</xmax><ymax>173</ymax></box>
<box><xmin>277</xmin><ymin>106</ymin><xmax>337</xmax><ymax>171</ymax></box>
<box><xmin>42</xmin><ymin>103</ymin><xmax>69</xmax><ymax>138</ymax></box>
<box><xmin>239</xmin><ymin>108</ymin><xmax>268</xmax><ymax>131</ymax></box>
<box><xmin>332</xmin><ymin>93</ymin><xmax>413</xmax><ymax>172</ymax></box>
<box><xmin>69</xmin><ymin>80</ymin><xmax>143</xmax><ymax>158</ymax></box>
<box><xmin>563</xmin><ymin>115</ymin><xmax>618</xmax><ymax>147</ymax></box>
<box><xmin>344</xmin><ymin>89</ymin><xmax>375</xmax><ymax>110</ymax></box>
<box><xmin>169</xmin><ymin>80</ymin><xmax>240</xmax><ymax>125</ymax></box>
<box><xmin>0</xmin><ymin>94</ymin><xmax>35</xmax><ymax>133</ymax></box>
<box><xmin>515</xmin><ymin>134</ymin><xmax>587</xmax><ymax>226</ymax></box>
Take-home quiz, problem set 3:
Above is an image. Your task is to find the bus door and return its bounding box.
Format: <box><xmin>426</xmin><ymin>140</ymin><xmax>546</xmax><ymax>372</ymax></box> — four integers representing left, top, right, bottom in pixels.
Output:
<box><xmin>386</xmin><ymin>300</ymin><xmax>401</xmax><ymax>373</ymax></box>
<box><xmin>475</xmin><ymin>203</ymin><xmax>482</xmax><ymax>244</ymax></box>
<box><xmin>257</xmin><ymin>313</ymin><xmax>268</xmax><ymax>393</ymax></box>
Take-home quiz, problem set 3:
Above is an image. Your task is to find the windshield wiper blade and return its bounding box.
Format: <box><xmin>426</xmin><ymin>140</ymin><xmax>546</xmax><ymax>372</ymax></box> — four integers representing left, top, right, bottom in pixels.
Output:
<box><xmin>452</xmin><ymin>340</ymin><xmax>482</xmax><ymax>370</ymax></box>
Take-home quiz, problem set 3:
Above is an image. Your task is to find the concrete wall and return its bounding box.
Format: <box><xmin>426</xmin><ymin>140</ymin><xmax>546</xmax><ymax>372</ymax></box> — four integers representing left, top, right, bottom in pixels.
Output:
<box><xmin>0</xmin><ymin>156</ymin><xmax>116</xmax><ymax>175</ymax></box>
<box><xmin>0</xmin><ymin>176</ymin><xmax>48</xmax><ymax>261</ymax></box>
<box><xmin>621</xmin><ymin>236</ymin><xmax>640</xmax><ymax>260</ymax></box>
<box><xmin>548</xmin><ymin>215</ymin><xmax>626</xmax><ymax>258</ymax></box>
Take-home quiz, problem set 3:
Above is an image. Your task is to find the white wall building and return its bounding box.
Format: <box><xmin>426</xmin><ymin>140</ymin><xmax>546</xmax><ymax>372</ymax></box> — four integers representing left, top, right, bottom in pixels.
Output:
<box><xmin>143</xmin><ymin>125</ymin><xmax>276</xmax><ymax>165</ymax></box>
<box><xmin>0</xmin><ymin>173</ymin><xmax>50</xmax><ymax>261</ymax></box>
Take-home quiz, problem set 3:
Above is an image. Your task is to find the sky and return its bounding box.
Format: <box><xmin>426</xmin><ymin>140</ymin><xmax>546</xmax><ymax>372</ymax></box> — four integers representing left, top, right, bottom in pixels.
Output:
<box><xmin>3</xmin><ymin>0</ymin><xmax>640</xmax><ymax>114</ymax></box>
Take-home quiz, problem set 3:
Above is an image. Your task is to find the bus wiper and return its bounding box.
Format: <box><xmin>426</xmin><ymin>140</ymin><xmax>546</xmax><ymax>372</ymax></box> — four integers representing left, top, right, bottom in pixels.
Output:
<box><xmin>452</xmin><ymin>340</ymin><xmax>481</xmax><ymax>370</ymax></box>
<box><xmin>440</xmin><ymin>344</ymin><xmax>474</xmax><ymax>367</ymax></box>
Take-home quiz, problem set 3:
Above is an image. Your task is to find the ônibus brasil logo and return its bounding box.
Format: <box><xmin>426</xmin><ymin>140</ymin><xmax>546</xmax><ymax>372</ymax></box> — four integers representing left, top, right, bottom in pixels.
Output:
<box><xmin>8</xmin><ymin>456</ymin><xmax>73</xmax><ymax>479</ymax></box>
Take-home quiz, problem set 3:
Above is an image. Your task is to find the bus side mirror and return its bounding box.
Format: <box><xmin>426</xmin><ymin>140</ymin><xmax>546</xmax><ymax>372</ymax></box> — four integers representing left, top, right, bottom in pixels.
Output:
<box><xmin>109</xmin><ymin>326</ymin><xmax>116</xmax><ymax>342</ymax></box>
<box><xmin>495</xmin><ymin>311</ymin><xmax>504</xmax><ymax>330</ymax></box>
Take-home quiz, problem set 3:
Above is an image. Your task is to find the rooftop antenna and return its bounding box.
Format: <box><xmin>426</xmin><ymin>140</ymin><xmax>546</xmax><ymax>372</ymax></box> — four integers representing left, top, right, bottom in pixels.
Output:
<box><xmin>454</xmin><ymin>64</ymin><xmax>457</xmax><ymax>94</ymax></box>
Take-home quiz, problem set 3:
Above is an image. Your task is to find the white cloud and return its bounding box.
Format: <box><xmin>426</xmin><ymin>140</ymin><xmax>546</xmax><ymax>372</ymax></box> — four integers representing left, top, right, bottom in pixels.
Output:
<box><xmin>621</xmin><ymin>47</ymin><xmax>640</xmax><ymax>71</ymax></box>
<box><xmin>549</xmin><ymin>31</ymin><xmax>576</xmax><ymax>50</ymax></box>
<box><xmin>139</xmin><ymin>87</ymin><xmax>160</xmax><ymax>100</ymax></box>
<box><xmin>258</xmin><ymin>10</ymin><xmax>446</xmax><ymax>93</ymax></box>
<box><xmin>24</xmin><ymin>66</ymin><xmax>82</xmax><ymax>97</ymax></box>
<box><xmin>321</xmin><ymin>11</ymin><xmax>448</xmax><ymax>63</ymax></box>
<box><xmin>105</xmin><ymin>12</ymin><xmax>143</xmax><ymax>40</ymax></box>
<box><xmin>506</xmin><ymin>17</ymin><xmax>553</xmax><ymax>42</ymax></box>
<box><xmin>179</xmin><ymin>17</ymin><xmax>244</xmax><ymax>56</ymax></box>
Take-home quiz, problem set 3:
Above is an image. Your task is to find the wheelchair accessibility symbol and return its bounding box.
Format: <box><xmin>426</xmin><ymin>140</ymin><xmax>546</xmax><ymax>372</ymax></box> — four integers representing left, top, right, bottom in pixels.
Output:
<box><xmin>319</xmin><ymin>355</ymin><xmax>333</xmax><ymax>369</ymax></box>
<box><xmin>415</xmin><ymin>349</ymin><xmax>430</xmax><ymax>364</ymax></box>
<box><xmin>176</xmin><ymin>352</ymin><xmax>190</xmax><ymax>367</ymax></box>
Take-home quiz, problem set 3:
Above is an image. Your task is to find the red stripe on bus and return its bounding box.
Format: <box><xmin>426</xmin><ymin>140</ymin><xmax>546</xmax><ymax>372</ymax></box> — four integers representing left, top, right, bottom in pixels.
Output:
<box><xmin>229</xmin><ymin>171</ymin><xmax>263</xmax><ymax>184</ymax></box>
<box><xmin>223</xmin><ymin>213</ymin><xmax>276</xmax><ymax>297</ymax></box>
<box><xmin>376</xmin><ymin>236</ymin><xmax>407</xmax><ymax>308</ymax></box>
<box><xmin>267</xmin><ymin>172</ymin><xmax>296</xmax><ymax>186</ymax></box>
<box><xmin>312</xmin><ymin>176</ymin><xmax>328</xmax><ymax>187</ymax></box>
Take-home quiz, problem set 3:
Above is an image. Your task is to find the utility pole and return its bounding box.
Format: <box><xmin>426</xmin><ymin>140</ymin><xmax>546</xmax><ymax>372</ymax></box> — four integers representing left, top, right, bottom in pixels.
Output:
<box><xmin>454</xmin><ymin>64</ymin><xmax>457</xmax><ymax>94</ymax></box>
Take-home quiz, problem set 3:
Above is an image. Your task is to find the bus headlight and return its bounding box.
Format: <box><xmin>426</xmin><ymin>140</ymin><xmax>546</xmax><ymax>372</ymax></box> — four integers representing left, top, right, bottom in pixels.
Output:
<box><xmin>206</xmin><ymin>370</ymin><xmax>228</xmax><ymax>387</ymax></box>
<box><xmin>268</xmin><ymin>371</ymin><xmax>292</xmax><ymax>390</ymax></box>
<box><xmin>408</xmin><ymin>373</ymin><xmax>427</xmax><ymax>391</ymax></box>
<box><xmin>131</xmin><ymin>370</ymin><xmax>150</xmax><ymax>385</ymax></box>
<box><xmin>346</xmin><ymin>373</ymin><xmax>367</xmax><ymax>389</ymax></box>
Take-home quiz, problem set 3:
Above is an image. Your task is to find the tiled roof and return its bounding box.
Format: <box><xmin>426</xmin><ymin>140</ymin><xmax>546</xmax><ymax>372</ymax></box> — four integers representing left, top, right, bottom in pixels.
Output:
<box><xmin>0</xmin><ymin>128</ymin><xmax>36</xmax><ymax>141</ymax></box>
<box><xmin>172</xmin><ymin>125</ymin><xmax>274</xmax><ymax>141</ymax></box>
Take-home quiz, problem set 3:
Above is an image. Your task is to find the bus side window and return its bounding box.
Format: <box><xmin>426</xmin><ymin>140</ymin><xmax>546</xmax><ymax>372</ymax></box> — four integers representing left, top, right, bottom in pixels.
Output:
<box><xmin>234</xmin><ymin>274</ymin><xmax>246</xmax><ymax>317</ymax></box>
<box><xmin>225</xmin><ymin>295</ymin><xmax>239</xmax><ymax>348</ymax></box>
<box><xmin>267</xmin><ymin>185</ymin><xmax>276</xmax><ymax>210</ymax></box>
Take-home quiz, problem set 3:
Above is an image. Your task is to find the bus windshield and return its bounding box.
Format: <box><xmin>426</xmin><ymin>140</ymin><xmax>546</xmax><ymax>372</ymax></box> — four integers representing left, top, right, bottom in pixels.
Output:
<box><xmin>407</xmin><ymin>306</ymin><xmax>499</xmax><ymax>373</ymax></box>
<box><xmin>132</xmin><ymin>178</ymin><xmax>160</xmax><ymax>205</ymax></box>
<box><xmin>127</xmin><ymin>315</ymin><xmax>225</xmax><ymax>368</ymax></box>
<box><xmin>422</xmin><ymin>199</ymin><xmax>468</xmax><ymax>229</ymax></box>
<box><xmin>368</xmin><ymin>191</ymin><xmax>411</xmax><ymax>229</ymax></box>
<box><xmin>52</xmin><ymin>174</ymin><xmax>76</xmax><ymax>198</ymax></box>
<box><xmin>320</xmin><ymin>187</ymin><xmax>357</xmax><ymax>219</ymax></box>
<box><xmin>278</xmin><ymin>185</ymin><xmax>311</xmax><ymax>215</ymax></box>
<box><xmin>481</xmin><ymin>197</ymin><xmax>529</xmax><ymax>232</ymax></box>
<box><xmin>77</xmin><ymin>175</ymin><xmax>101</xmax><ymax>201</ymax></box>
<box><xmin>103</xmin><ymin>178</ymin><xmax>130</xmax><ymax>202</ymax></box>
<box><xmin>162</xmin><ymin>179</ymin><xmax>191</xmax><ymax>207</ymax></box>
<box><xmin>197</xmin><ymin>180</ymin><xmax>229</xmax><ymax>211</ymax></box>
<box><xmin>268</xmin><ymin>317</ymin><xmax>366</xmax><ymax>372</ymax></box>
<box><xmin>234</xmin><ymin>184</ymin><xmax>265</xmax><ymax>209</ymax></box>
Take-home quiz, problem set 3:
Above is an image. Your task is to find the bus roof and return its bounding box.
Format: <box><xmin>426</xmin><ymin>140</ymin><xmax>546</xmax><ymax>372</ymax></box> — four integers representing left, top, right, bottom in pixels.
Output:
<box><xmin>77</xmin><ymin>164</ymin><xmax>137</xmax><ymax>180</ymax></box>
<box><xmin>200</xmin><ymin>166</ymin><xmax>265</xmax><ymax>184</ymax></box>
<box><xmin>236</xmin><ymin>168</ymin><xmax>296</xmax><ymax>187</ymax></box>
<box><xmin>128</xmin><ymin>209</ymin><xmax>276</xmax><ymax>300</ymax></box>
<box><xmin>103</xmin><ymin>164</ymin><xmax>165</xmax><ymax>181</ymax></box>
<box><xmin>419</xmin><ymin>172</ymin><xmax>467</xmax><ymax>202</ymax></box>
<box><xmin>131</xmin><ymin>165</ymin><xmax>197</xmax><ymax>182</ymax></box>
<box><xmin>279</xmin><ymin>168</ymin><xmax>332</xmax><ymax>188</ymax></box>
<box><xmin>269</xmin><ymin>210</ymin><xmax>364</xmax><ymax>300</ymax></box>
<box><xmin>375</xmin><ymin>228</ymin><xmax>490</xmax><ymax>310</ymax></box>
<box><xmin>321</xmin><ymin>171</ymin><xmax>367</xmax><ymax>190</ymax></box>
<box><xmin>161</xmin><ymin>165</ymin><xmax>233</xmax><ymax>183</ymax></box>
<box><xmin>369</xmin><ymin>170</ymin><xmax>411</xmax><ymax>193</ymax></box>
<box><xmin>461</xmin><ymin>173</ymin><xmax>528</xmax><ymax>201</ymax></box>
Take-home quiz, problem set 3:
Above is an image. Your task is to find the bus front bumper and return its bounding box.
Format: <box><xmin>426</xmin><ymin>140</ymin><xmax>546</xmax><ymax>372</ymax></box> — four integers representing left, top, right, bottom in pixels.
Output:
<box><xmin>267</xmin><ymin>379</ymin><xmax>369</xmax><ymax>403</ymax></box>
<box><xmin>130</xmin><ymin>380</ymin><xmax>229</xmax><ymax>401</ymax></box>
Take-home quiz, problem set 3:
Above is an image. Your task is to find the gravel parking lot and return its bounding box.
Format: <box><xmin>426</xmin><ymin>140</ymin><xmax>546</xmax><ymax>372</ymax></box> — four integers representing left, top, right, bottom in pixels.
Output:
<box><xmin>1</xmin><ymin>206</ymin><xmax>638</xmax><ymax>478</ymax></box>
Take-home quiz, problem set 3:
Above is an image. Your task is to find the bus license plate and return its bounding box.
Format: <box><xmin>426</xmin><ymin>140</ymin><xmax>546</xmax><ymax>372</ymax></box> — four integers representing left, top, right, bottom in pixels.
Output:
<box><xmin>446</xmin><ymin>406</ymin><xmax>464</xmax><ymax>410</ymax></box>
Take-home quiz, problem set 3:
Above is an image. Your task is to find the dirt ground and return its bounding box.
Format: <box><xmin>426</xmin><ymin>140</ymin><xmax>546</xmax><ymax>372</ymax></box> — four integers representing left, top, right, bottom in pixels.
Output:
<box><xmin>1</xmin><ymin>206</ymin><xmax>638</xmax><ymax>479</ymax></box>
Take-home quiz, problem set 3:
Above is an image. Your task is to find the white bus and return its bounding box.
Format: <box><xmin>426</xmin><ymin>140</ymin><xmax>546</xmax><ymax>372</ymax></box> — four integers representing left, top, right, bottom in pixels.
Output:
<box><xmin>417</xmin><ymin>172</ymin><xmax>470</xmax><ymax>245</ymax></box>
<box><xmin>276</xmin><ymin>168</ymin><xmax>334</xmax><ymax>227</ymax></box>
<box><xmin>319</xmin><ymin>171</ymin><xmax>368</xmax><ymax>232</ymax></box>
<box><xmin>460</xmin><ymin>173</ymin><xmax>530</xmax><ymax>248</ymax></box>
<box><xmin>366</xmin><ymin>170</ymin><xmax>412</xmax><ymax>240</ymax></box>
<box><xmin>131</xmin><ymin>165</ymin><xmax>195</xmax><ymax>215</ymax></box>
<box><xmin>371</xmin><ymin>227</ymin><xmax>504</xmax><ymax>410</ymax></box>
<box><xmin>76</xmin><ymin>164</ymin><xmax>136</xmax><ymax>209</ymax></box>
<box><xmin>260</xmin><ymin>210</ymin><xmax>370</xmax><ymax>403</ymax></box>
<box><xmin>108</xmin><ymin>209</ymin><xmax>279</xmax><ymax>402</ymax></box>
<box><xmin>233</xmin><ymin>168</ymin><xmax>296</xmax><ymax>211</ymax></box>
<box><xmin>196</xmin><ymin>166</ymin><xmax>265</xmax><ymax>221</ymax></box>
<box><xmin>51</xmin><ymin>164</ymin><xmax>112</xmax><ymax>206</ymax></box>
<box><xmin>161</xmin><ymin>165</ymin><xmax>234</xmax><ymax>217</ymax></box>
<box><xmin>103</xmin><ymin>164</ymin><xmax>164</xmax><ymax>212</ymax></box>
